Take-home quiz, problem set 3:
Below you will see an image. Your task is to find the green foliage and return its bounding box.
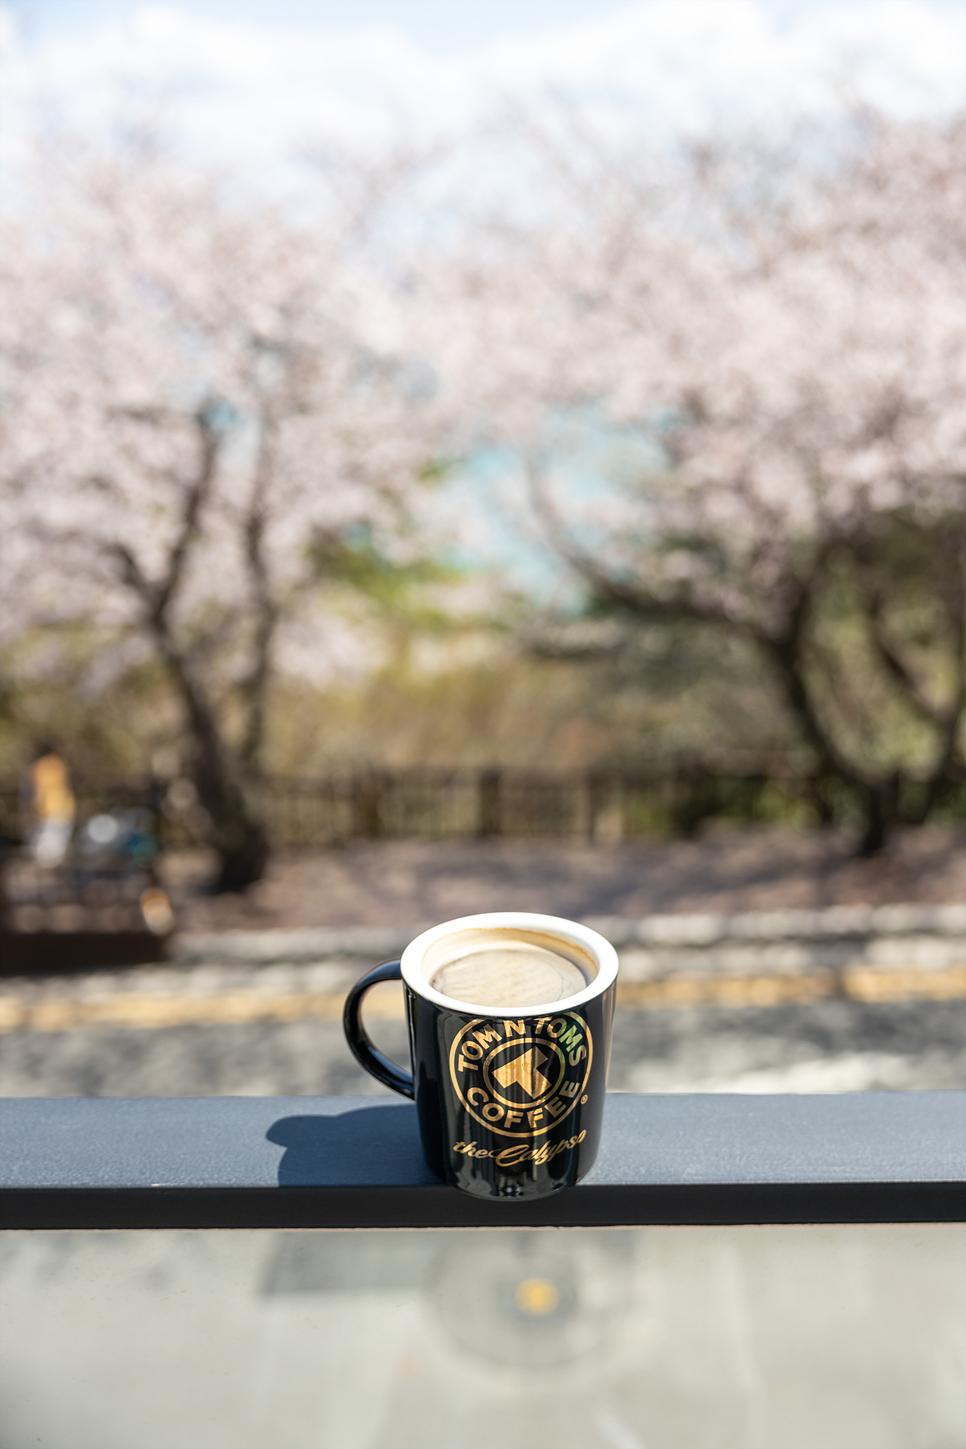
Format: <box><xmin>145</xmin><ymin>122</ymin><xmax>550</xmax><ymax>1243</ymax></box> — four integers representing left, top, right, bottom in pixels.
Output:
<box><xmin>0</xmin><ymin>633</ymin><xmax>181</xmax><ymax>781</ymax></box>
<box><xmin>307</xmin><ymin>523</ymin><xmax>459</xmax><ymax>633</ymax></box>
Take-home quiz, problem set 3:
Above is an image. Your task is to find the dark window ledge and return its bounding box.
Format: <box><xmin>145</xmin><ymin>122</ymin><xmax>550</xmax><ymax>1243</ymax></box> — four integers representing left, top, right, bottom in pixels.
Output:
<box><xmin>2</xmin><ymin>1093</ymin><xmax>964</xmax><ymax>1230</ymax></box>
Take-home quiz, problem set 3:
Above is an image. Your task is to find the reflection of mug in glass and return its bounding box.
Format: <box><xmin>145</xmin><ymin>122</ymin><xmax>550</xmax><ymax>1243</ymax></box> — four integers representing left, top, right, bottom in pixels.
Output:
<box><xmin>343</xmin><ymin>912</ymin><xmax>618</xmax><ymax>1199</ymax></box>
<box><xmin>431</xmin><ymin>1230</ymin><xmax>636</xmax><ymax>1367</ymax></box>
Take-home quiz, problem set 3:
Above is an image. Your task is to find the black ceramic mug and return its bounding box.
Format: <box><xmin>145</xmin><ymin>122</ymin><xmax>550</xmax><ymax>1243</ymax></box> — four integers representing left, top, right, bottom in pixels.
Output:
<box><xmin>343</xmin><ymin>912</ymin><xmax>618</xmax><ymax>1199</ymax></box>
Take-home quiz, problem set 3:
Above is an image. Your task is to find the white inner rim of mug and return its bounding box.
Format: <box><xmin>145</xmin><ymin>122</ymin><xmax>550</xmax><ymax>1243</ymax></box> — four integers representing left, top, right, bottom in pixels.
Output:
<box><xmin>400</xmin><ymin>911</ymin><xmax>619</xmax><ymax>1016</ymax></box>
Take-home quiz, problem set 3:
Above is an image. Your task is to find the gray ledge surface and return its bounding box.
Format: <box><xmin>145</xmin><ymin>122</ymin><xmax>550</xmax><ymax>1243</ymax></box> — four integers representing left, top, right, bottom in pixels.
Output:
<box><xmin>2</xmin><ymin>1093</ymin><xmax>964</xmax><ymax>1229</ymax></box>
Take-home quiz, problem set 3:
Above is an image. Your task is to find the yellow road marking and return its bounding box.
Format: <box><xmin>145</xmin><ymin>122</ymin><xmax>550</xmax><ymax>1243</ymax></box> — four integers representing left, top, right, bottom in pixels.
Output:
<box><xmin>0</xmin><ymin>987</ymin><xmax>402</xmax><ymax>1034</ymax></box>
<box><xmin>617</xmin><ymin>975</ymin><xmax>837</xmax><ymax>1009</ymax></box>
<box><xmin>842</xmin><ymin>966</ymin><xmax>966</xmax><ymax>1003</ymax></box>
<box><xmin>618</xmin><ymin>967</ymin><xmax>966</xmax><ymax>1009</ymax></box>
<box><xmin>0</xmin><ymin>968</ymin><xmax>962</xmax><ymax>1035</ymax></box>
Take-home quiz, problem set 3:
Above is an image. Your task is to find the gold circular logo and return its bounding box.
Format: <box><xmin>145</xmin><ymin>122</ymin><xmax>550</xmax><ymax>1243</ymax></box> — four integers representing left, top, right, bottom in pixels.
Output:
<box><xmin>448</xmin><ymin>1013</ymin><xmax>593</xmax><ymax>1138</ymax></box>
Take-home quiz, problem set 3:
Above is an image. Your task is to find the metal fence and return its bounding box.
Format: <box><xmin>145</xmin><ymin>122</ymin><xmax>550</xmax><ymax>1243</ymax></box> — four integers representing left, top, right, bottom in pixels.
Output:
<box><xmin>1</xmin><ymin>764</ymin><xmax>828</xmax><ymax>850</ymax></box>
<box><xmin>227</xmin><ymin>765</ymin><xmax>872</xmax><ymax>845</ymax></box>
<box><xmin>5</xmin><ymin>762</ymin><xmax>966</xmax><ymax>851</ymax></box>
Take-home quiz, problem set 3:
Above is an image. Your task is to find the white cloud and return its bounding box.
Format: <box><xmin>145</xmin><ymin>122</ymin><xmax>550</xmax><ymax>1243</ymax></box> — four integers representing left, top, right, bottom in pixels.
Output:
<box><xmin>1</xmin><ymin>0</ymin><xmax>964</xmax><ymax>177</ymax></box>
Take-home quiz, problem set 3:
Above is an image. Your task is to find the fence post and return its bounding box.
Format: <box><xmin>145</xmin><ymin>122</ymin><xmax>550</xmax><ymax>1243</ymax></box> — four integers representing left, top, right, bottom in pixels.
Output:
<box><xmin>585</xmin><ymin>772</ymin><xmax>605</xmax><ymax>842</ymax></box>
<box><xmin>586</xmin><ymin>773</ymin><xmax>624</xmax><ymax>844</ymax></box>
<box><xmin>477</xmin><ymin>769</ymin><xmax>502</xmax><ymax>838</ymax></box>
<box><xmin>352</xmin><ymin>770</ymin><xmax>385</xmax><ymax>839</ymax></box>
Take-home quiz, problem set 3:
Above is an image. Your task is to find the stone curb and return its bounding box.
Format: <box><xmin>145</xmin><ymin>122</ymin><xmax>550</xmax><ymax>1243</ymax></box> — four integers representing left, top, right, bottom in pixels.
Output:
<box><xmin>174</xmin><ymin>904</ymin><xmax>966</xmax><ymax>967</ymax></box>
<box><xmin>173</xmin><ymin>925</ymin><xmax>433</xmax><ymax>965</ymax></box>
<box><xmin>585</xmin><ymin>904</ymin><xmax>966</xmax><ymax>947</ymax></box>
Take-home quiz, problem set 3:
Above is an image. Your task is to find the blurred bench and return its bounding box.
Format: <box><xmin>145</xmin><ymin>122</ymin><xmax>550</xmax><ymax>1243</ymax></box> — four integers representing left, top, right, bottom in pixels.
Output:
<box><xmin>0</xmin><ymin>856</ymin><xmax>173</xmax><ymax>975</ymax></box>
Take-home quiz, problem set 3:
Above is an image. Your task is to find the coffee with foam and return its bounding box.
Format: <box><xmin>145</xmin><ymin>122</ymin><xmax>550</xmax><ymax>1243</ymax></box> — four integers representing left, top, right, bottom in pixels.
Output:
<box><xmin>428</xmin><ymin>935</ymin><xmax>590</xmax><ymax>1009</ymax></box>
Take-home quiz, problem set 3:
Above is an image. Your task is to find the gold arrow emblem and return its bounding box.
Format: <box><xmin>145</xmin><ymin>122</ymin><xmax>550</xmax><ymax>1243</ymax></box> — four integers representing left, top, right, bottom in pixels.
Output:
<box><xmin>493</xmin><ymin>1046</ymin><xmax>552</xmax><ymax>1099</ymax></box>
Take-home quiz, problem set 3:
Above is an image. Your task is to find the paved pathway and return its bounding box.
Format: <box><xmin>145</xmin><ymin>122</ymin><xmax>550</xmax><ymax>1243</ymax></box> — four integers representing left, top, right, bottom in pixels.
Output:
<box><xmin>163</xmin><ymin>825</ymin><xmax>966</xmax><ymax>931</ymax></box>
<box><xmin>2</xmin><ymin>987</ymin><xmax>962</xmax><ymax>1097</ymax></box>
<box><xmin>3</xmin><ymin>895</ymin><xmax>965</xmax><ymax>1097</ymax></box>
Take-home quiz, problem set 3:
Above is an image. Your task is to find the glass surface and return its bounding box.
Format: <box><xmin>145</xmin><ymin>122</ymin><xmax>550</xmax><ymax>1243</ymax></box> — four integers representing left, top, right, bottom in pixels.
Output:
<box><xmin>1</xmin><ymin>1225</ymin><xmax>964</xmax><ymax>1448</ymax></box>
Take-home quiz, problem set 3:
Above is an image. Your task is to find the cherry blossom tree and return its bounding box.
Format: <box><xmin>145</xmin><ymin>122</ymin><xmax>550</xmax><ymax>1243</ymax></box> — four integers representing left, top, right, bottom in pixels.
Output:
<box><xmin>432</xmin><ymin>109</ymin><xmax>966</xmax><ymax>852</ymax></box>
<box><xmin>0</xmin><ymin>131</ymin><xmax>441</xmax><ymax>888</ymax></box>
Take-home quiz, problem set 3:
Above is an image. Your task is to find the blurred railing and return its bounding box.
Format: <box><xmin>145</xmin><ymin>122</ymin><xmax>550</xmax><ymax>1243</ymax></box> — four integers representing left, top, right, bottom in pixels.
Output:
<box><xmin>4</xmin><ymin>763</ymin><xmax>966</xmax><ymax>851</ymax></box>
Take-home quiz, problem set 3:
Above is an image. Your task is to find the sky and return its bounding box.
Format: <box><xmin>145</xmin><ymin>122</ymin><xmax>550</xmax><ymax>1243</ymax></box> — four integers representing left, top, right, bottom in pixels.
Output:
<box><xmin>4</xmin><ymin>1</ymin><xmax>907</xmax><ymax>52</ymax></box>
<box><xmin>2</xmin><ymin>0</ymin><xmax>965</xmax><ymax>175</ymax></box>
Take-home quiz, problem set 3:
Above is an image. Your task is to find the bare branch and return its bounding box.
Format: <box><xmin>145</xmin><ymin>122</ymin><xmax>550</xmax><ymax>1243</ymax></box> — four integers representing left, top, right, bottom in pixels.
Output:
<box><xmin>525</xmin><ymin>461</ymin><xmax>731</xmax><ymax>631</ymax></box>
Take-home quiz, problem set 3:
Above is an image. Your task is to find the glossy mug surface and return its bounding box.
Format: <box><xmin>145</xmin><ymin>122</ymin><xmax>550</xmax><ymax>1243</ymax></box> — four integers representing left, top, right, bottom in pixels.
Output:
<box><xmin>342</xmin><ymin>912</ymin><xmax>618</xmax><ymax>1199</ymax></box>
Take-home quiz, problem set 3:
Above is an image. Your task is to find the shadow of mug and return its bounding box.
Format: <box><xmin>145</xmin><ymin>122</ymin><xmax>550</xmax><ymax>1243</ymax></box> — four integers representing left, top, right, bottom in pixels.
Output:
<box><xmin>266</xmin><ymin>1103</ymin><xmax>435</xmax><ymax>1187</ymax></box>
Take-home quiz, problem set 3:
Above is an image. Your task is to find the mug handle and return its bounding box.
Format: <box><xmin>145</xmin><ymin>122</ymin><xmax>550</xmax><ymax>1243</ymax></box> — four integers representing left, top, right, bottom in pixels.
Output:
<box><xmin>342</xmin><ymin>960</ymin><xmax>415</xmax><ymax>1099</ymax></box>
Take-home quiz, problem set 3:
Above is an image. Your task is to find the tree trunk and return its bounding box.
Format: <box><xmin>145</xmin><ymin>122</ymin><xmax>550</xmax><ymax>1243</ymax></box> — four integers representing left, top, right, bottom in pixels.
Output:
<box><xmin>165</xmin><ymin>647</ymin><xmax>270</xmax><ymax>892</ymax></box>
<box><xmin>764</xmin><ymin>614</ymin><xmax>898</xmax><ymax>858</ymax></box>
<box><xmin>210</xmin><ymin>809</ymin><xmax>271</xmax><ymax>893</ymax></box>
<box><xmin>858</xmin><ymin>792</ymin><xmax>887</xmax><ymax>857</ymax></box>
<box><xmin>857</xmin><ymin>773</ymin><xmax>900</xmax><ymax>858</ymax></box>
<box><xmin>191</xmin><ymin>741</ymin><xmax>269</xmax><ymax>894</ymax></box>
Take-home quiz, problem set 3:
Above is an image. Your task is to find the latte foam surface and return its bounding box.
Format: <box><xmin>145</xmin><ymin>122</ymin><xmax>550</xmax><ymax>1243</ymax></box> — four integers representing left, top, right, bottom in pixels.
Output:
<box><xmin>429</xmin><ymin>941</ymin><xmax>588</xmax><ymax>1009</ymax></box>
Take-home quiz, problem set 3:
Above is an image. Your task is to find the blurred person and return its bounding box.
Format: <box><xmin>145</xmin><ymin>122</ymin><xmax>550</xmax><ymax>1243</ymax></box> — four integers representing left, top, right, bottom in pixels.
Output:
<box><xmin>24</xmin><ymin>742</ymin><xmax>75</xmax><ymax>866</ymax></box>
